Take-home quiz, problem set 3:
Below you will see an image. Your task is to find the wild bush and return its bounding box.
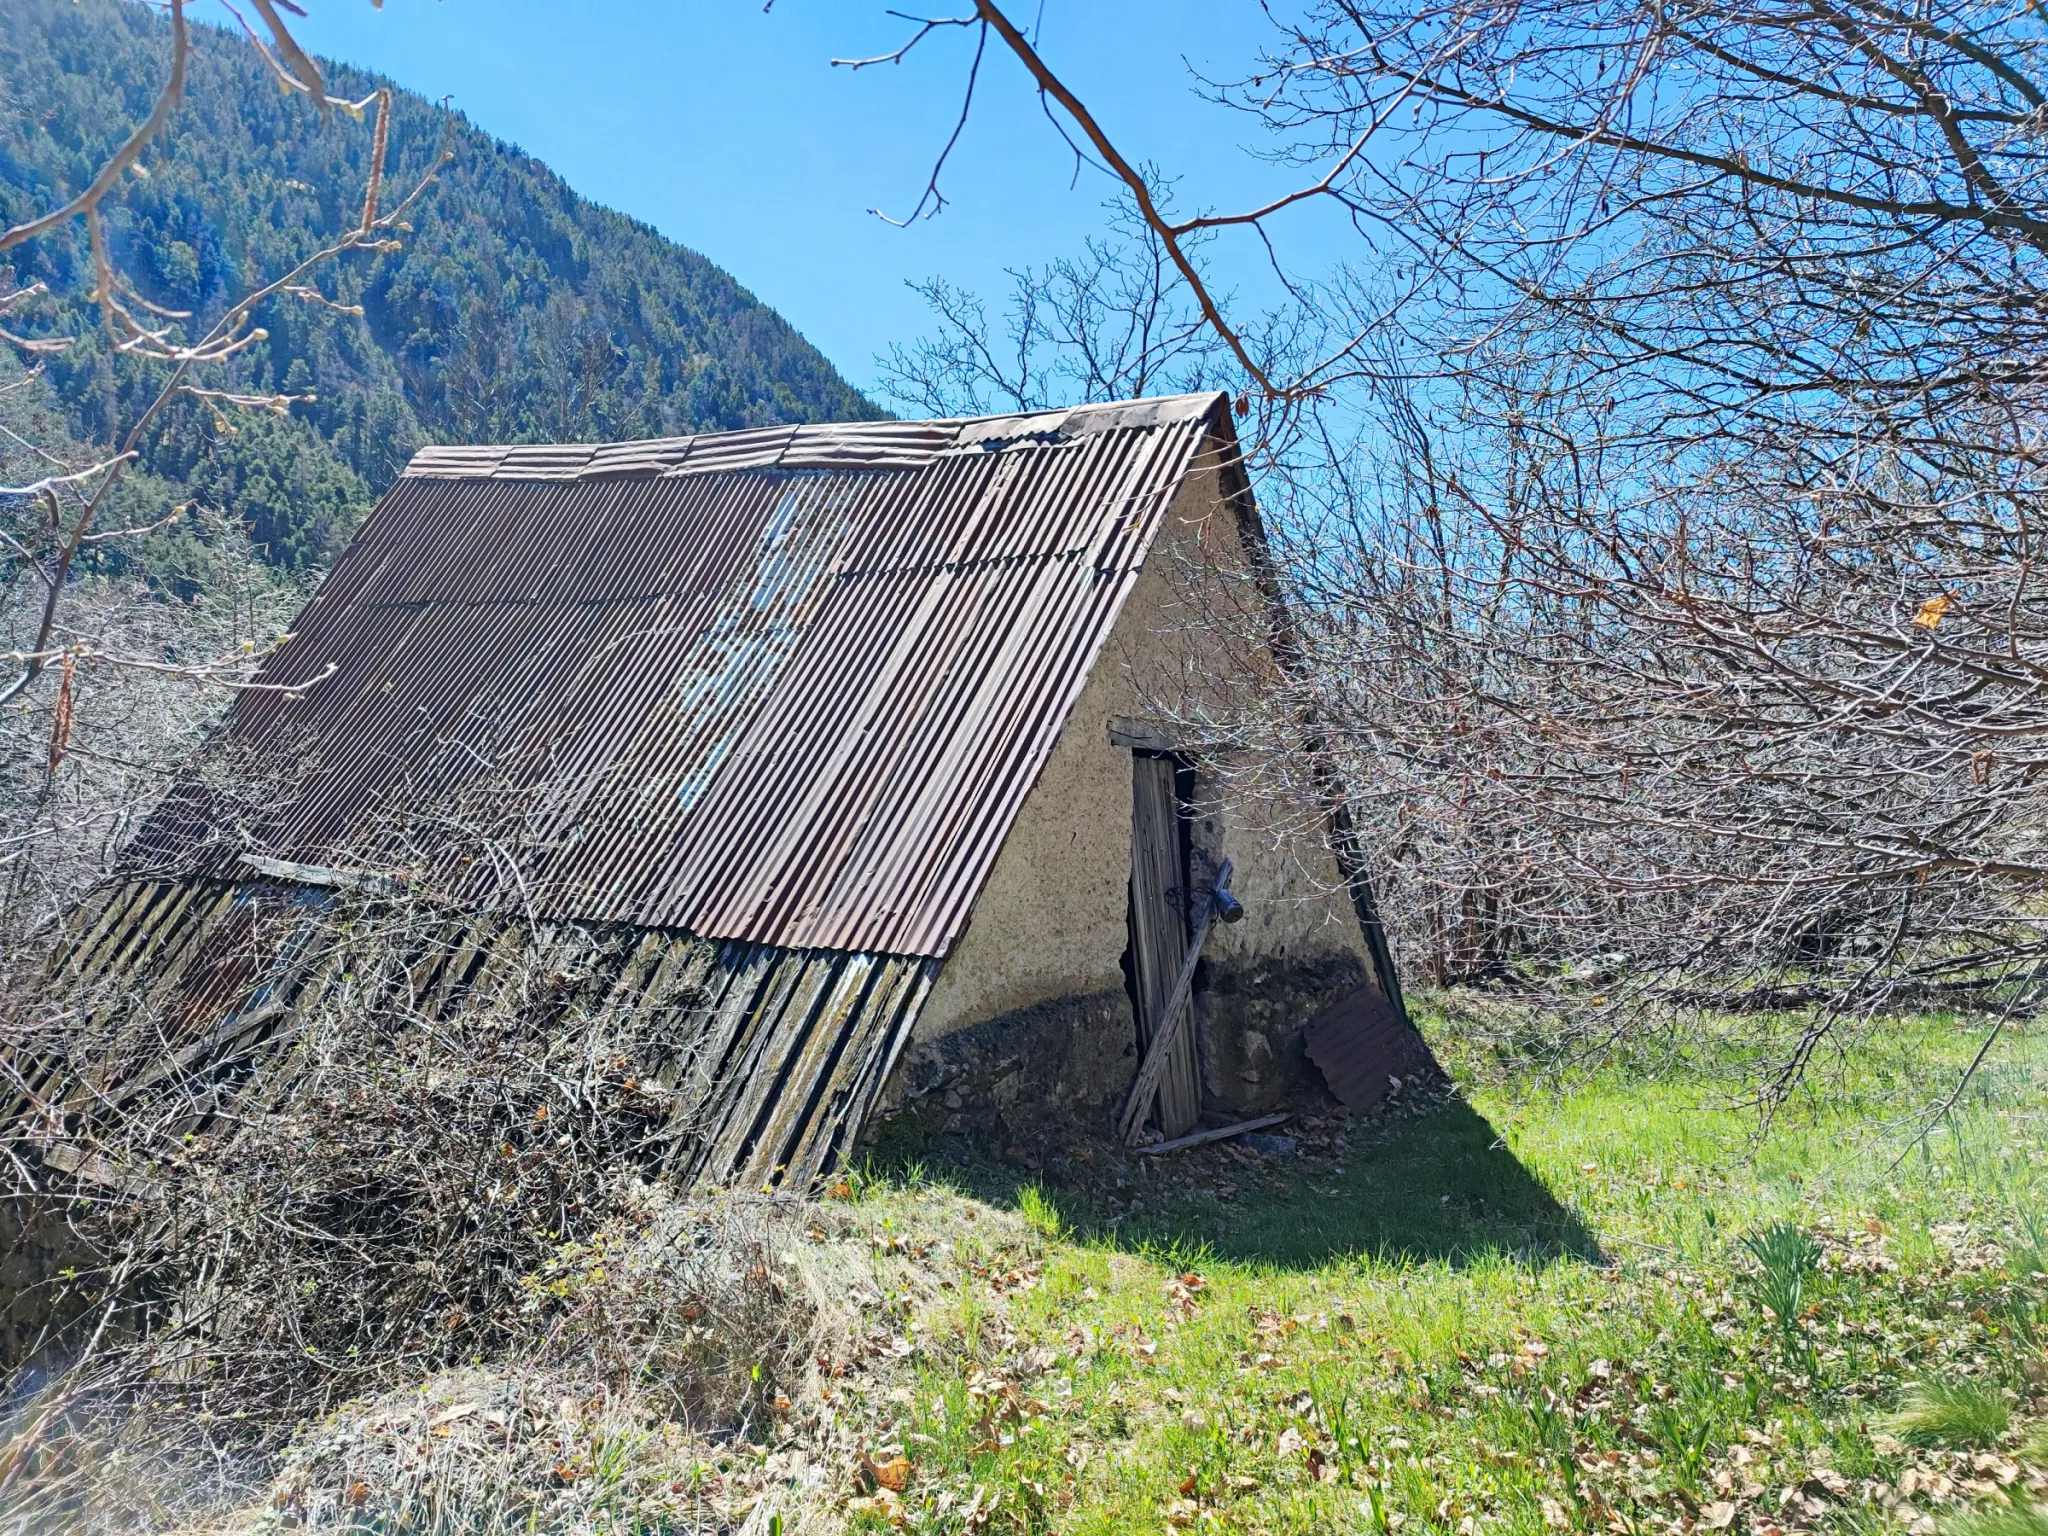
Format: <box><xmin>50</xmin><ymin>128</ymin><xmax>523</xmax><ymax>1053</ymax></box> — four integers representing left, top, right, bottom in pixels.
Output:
<box><xmin>0</xmin><ymin>894</ymin><xmax>823</xmax><ymax>1534</ymax></box>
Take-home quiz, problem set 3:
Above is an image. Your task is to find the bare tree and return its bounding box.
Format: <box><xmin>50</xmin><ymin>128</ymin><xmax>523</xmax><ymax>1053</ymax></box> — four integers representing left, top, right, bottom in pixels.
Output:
<box><xmin>876</xmin><ymin>196</ymin><xmax>1236</xmax><ymax>414</ymax></box>
<box><xmin>0</xmin><ymin>0</ymin><xmax>446</xmax><ymax>957</ymax></box>
<box><xmin>1224</xmin><ymin>0</ymin><xmax>2048</xmax><ymax>1095</ymax></box>
<box><xmin>853</xmin><ymin>0</ymin><xmax>2048</xmax><ymax>1113</ymax></box>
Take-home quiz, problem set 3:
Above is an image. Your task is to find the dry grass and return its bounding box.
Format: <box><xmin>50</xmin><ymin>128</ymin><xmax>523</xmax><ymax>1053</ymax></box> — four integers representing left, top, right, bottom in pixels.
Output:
<box><xmin>0</xmin><ymin>1187</ymin><xmax>902</xmax><ymax>1535</ymax></box>
<box><xmin>214</xmin><ymin>1191</ymin><xmax>850</xmax><ymax>1535</ymax></box>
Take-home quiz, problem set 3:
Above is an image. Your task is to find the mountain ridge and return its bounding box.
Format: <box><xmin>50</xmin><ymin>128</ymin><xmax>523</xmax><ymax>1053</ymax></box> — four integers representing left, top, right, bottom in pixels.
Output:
<box><xmin>0</xmin><ymin>0</ymin><xmax>880</xmax><ymax>570</ymax></box>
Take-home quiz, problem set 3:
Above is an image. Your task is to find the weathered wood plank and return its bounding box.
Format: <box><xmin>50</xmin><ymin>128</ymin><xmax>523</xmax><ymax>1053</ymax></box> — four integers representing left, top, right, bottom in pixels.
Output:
<box><xmin>1134</xmin><ymin>1112</ymin><xmax>1290</xmax><ymax>1157</ymax></box>
<box><xmin>1128</xmin><ymin>754</ymin><xmax>1202</xmax><ymax>1138</ymax></box>
<box><xmin>1118</xmin><ymin>902</ymin><xmax>1213</xmax><ymax>1143</ymax></box>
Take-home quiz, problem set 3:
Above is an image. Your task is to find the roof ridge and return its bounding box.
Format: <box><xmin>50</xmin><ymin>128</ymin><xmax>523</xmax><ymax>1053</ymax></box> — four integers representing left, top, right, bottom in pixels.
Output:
<box><xmin>399</xmin><ymin>392</ymin><xmax>1227</xmax><ymax>483</ymax></box>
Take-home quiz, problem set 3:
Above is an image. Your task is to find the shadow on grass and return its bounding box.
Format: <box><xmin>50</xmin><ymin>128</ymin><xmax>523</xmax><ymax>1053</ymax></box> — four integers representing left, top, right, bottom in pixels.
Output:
<box><xmin>1137</xmin><ymin>1098</ymin><xmax>1603</xmax><ymax>1269</ymax></box>
<box><xmin>901</xmin><ymin>1098</ymin><xmax>1603</xmax><ymax>1272</ymax></box>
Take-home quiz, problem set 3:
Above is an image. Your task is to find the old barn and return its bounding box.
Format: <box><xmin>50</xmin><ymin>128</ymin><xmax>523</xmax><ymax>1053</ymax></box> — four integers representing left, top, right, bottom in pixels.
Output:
<box><xmin>22</xmin><ymin>392</ymin><xmax>1429</xmax><ymax>1191</ymax></box>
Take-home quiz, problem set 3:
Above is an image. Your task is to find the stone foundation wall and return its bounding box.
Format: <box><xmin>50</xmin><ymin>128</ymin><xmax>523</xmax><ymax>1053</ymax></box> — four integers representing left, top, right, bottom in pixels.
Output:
<box><xmin>866</xmin><ymin>951</ymin><xmax>1368</xmax><ymax>1164</ymax></box>
<box><xmin>1194</xmin><ymin>952</ymin><xmax>1368</xmax><ymax>1118</ymax></box>
<box><xmin>867</xmin><ymin>989</ymin><xmax>1138</xmax><ymax>1163</ymax></box>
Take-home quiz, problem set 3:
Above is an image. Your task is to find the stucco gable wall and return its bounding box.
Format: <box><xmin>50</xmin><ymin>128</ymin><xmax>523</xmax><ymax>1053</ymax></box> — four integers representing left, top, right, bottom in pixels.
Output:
<box><xmin>907</xmin><ymin>452</ymin><xmax>1373</xmax><ymax>1107</ymax></box>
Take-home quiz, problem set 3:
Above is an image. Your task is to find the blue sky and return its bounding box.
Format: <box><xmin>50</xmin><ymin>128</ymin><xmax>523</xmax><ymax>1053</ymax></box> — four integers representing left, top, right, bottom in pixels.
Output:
<box><xmin>286</xmin><ymin>2</ymin><xmax>1345</xmax><ymax>398</ymax></box>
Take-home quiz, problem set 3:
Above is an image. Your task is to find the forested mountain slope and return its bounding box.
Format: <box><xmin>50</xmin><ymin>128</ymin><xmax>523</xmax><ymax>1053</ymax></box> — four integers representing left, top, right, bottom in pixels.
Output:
<box><xmin>0</xmin><ymin>0</ymin><xmax>878</xmax><ymax>571</ymax></box>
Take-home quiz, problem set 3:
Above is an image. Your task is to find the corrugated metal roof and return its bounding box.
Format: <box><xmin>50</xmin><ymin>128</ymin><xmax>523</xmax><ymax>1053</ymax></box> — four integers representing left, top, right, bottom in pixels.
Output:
<box><xmin>131</xmin><ymin>393</ymin><xmax>1231</xmax><ymax>959</ymax></box>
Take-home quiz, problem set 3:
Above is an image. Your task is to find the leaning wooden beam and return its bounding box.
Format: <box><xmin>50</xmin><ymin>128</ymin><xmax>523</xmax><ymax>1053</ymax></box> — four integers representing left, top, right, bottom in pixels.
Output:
<box><xmin>1133</xmin><ymin>1112</ymin><xmax>1290</xmax><ymax>1157</ymax></box>
<box><xmin>1117</xmin><ymin>857</ymin><xmax>1241</xmax><ymax>1146</ymax></box>
<box><xmin>1116</xmin><ymin>904</ymin><xmax>1214</xmax><ymax>1145</ymax></box>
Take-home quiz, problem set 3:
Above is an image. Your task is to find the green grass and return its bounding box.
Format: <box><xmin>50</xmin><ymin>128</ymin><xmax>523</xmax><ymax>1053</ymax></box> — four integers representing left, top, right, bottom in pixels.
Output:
<box><xmin>1943</xmin><ymin>1508</ymin><xmax>2048</xmax><ymax>1536</ymax></box>
<box><xmin>2026</xmin><ymin>1420</ymin><xmax>2048</xmax><ymax>1465</ymax></box>
<box><xmin>1886</xmin><ymin>1380</ymin><xmax>2014</xmax><ymax>1448</ymax></box>
<box><xmin>2011</xmin><ymin>1209</ymin><xmax>2048</xmax><ymax>1283</ymax></box>
<box><xmin>1742</xmin><ymin>1220</ymin><xmax>1825</xmax><ymax>1375</ymax></box>
<box><xmin>825</xmin><ymin>1007</ymin><xmax>2048</xmax><ymax>1534</ymax></box>
<box><xmin>1017</xmin><ymin>1183</ymin><xmax>1068</xmax><ymax>1241</ymax></box>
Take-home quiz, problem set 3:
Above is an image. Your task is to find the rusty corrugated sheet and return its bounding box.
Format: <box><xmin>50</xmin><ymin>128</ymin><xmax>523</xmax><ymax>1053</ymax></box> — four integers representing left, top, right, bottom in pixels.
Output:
<box><xmin>1302</xmin><ymin>985</ymin><xmax>1440</xmax><ymax>1114</ymax></box>
<box><xmin>11</xmin><ymin>877</ymin><xmax>935</xmax><ymax>1190</ymax></box>
<box><xmin>129</xmin><ymin>394</ymin><xmax>1227</xmax><ymax>961</ymax></box>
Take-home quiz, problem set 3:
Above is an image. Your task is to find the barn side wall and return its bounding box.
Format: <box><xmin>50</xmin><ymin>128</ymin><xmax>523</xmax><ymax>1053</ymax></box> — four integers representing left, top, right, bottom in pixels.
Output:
<box><xmin>869</xmin><ymin>452</ymin><xmax>1378</xmax><ymax>1159</ymax></box>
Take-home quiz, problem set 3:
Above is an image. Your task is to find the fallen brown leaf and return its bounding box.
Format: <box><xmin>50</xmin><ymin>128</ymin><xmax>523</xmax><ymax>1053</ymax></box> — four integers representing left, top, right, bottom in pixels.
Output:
<box><xmin>875</xmin><ymin>1455</ymin><xmax>913</xmax><ymax>1493</ymax></box>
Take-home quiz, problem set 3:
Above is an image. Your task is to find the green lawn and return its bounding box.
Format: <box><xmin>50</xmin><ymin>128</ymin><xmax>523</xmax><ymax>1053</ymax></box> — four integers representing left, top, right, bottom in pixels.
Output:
<box><xmin>805</xmin><ymin>1006</ymin><xmax>2048</xmax><ymax>1535</ymax></box>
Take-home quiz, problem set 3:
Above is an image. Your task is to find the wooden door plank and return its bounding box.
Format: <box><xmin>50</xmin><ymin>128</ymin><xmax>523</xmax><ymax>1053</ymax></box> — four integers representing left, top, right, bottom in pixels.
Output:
<box><xmin>1129</xmin><ymin>755</ymin><xmax>1200</xmax><ymax>1138</ymax></box>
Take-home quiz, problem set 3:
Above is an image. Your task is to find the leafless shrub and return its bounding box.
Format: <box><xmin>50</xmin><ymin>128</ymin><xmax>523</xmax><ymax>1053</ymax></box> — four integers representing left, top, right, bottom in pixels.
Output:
<box><xmin>859</xmin><ymin>0</ymin><xmax>2048</xmax><ymax>1116</ymax></box>
<box><xmin>241</xmin><ymin>1191</ymin><xmax>817</xmax><ymax>1535</ymax></box>
<box><xmin>0</xmin><ymin>871</ymin><xmax>827</xmax><ymax>1533</ymax></box>
<box><xmin>0</xmin><ymin>1203</ymin><xmax>814</xmax><ymax>1535</ymax></box>
<box><xmin>1235</xmin><ymin>358</ymin><xmax>2048</xmax><ymax>1105</ymax></box>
